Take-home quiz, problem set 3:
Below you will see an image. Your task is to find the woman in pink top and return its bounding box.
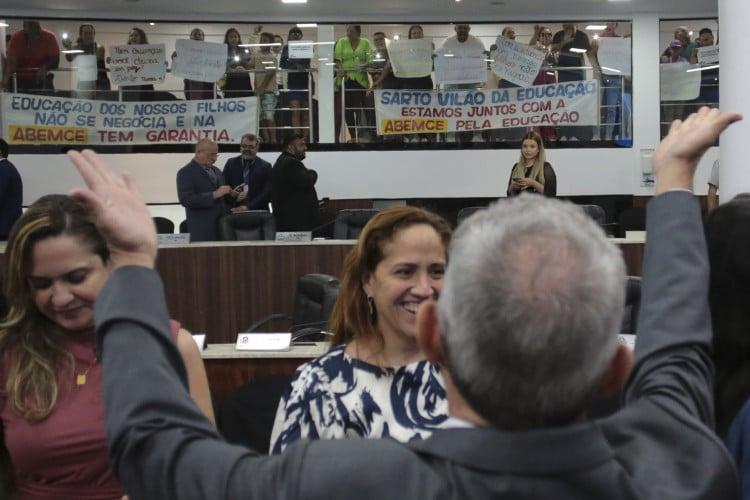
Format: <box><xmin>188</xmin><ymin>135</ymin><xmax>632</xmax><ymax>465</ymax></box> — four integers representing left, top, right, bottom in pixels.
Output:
<box><xmin>0</xmin><ymin>195</ymin><xmax>214</xmax><ymax>500</ymax></box>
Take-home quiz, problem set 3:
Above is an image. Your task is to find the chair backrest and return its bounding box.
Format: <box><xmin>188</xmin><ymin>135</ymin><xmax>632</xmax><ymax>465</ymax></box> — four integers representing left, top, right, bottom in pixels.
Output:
<box><xmin>292</xmin><ymin>273</ymin><xmax>340</xmax><ymax>329</ymax></box>
<box><xmin>456</xmin><ymin>206</ymin><xmax>487</xmax><ymax>227</ymax></box>
<box><xmin>579</xmin><ymin>204</ymin><xmax>606</xmax><ymax>226</ymax></box>
<box><xmin>618</xmin><ymin>207</ymin><xmax>647</xmax><ymax>233</ymax></box>
<box><xmin>152</xmin><ymin>216</ymin><xmax>175</xmax><ymax>234</ymax></box>
<box><xmin>621</xmin><ymin>276</ymin><xmax>641</xmax><ymax>335</ymax></box>
<box><xmin>333</xmin><ymin>209</ymin><xmax>380</xmax><ymax>240</ymax></box>
<box><xmin>179</xmin><ymin>220</ymin><xmax>188</xmax><ymax>233</ymax></box>
<box><xmin>220</xmin><ymin>211</ymin><xmax>276</xmax><ymax>241</ymax></box>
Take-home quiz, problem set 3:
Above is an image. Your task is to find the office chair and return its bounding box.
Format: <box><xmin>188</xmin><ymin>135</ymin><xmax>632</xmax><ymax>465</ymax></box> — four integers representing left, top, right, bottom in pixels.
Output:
<box><xmin>246</xmin><ymin>273</ymin><xmax>340</xmax><ymax>342</ymax></box>
<box><xmin>621</xmin><ymin>276</ymin><xmax>641</xmax><ymax>335</ymax></box>
<box><xmin>456</xmin><ymin>206</ymin><xmax>487</xmax><ymax>227</ymax></box>
<box><xmin>333</xmin><ymin>209</ymin><xmax>380</xmax><ymax>240</ymax></box>
<box><xmin>618</xmin><ymin>207</ymin><xmax>647</xmax><ymax>237</ymax></box>
<box><xmin>220</xmin><ymin>211</ymin><xmax>276</xmax><ymax>241</ymax></box>
<box><xmin>179</xmin><ymin>220</ymin><xmax>188</xmax><ymax>233</ymax></box>
<box><xmin>579</xmin><ymin>204</ymin><xmax>619</xmax><ymax>237</ymax></box>
<box><xmin>152</xmin><ymin>216</ymin><xmax>175</xmax><ymax>234</ymax></box>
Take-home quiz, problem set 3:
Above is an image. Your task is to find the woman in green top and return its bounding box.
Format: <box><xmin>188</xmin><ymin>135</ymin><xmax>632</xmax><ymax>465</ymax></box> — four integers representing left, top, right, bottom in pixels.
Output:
<box><xmin>334</xmin><ymin>25</ymin><xmax>373</xmax><ymax>142</ymax></box>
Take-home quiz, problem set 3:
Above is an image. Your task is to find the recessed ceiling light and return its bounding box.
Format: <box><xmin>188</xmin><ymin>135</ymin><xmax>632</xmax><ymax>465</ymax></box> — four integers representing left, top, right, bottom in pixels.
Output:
<box><xmin>393</xmin><ymin>34</ymin><xmax>400</xmax><ymax>40</ymax></box>
<box><xmin>149</xmin><ymin>22</ymin><xmax>156</xmax><ymax>26</ymax></box>
<box><xmin>297</xmin><ymin>23</ymin><xmax>317</xmax><ymax>27</ymax></box>
<box><xmin>282</xmin><ymin>0</ymin><xmax>307</xmax><ymax>3</ymax></box>
<box><xmin>585</xmin><ymin>25</ymin><xmax>607</xmax><ymax>31</ymax></box>
<box><xmin>570</xmin><ymin>48</ymin><xmax>587</xmax><ymax>53</ymax></box>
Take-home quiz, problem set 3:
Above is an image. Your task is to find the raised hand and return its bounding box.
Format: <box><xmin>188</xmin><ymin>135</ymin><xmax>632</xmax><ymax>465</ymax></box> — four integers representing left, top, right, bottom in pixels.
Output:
<box><xmin>653</xmin><ymin>107</ymin><xmax>742</xmax><ymax>194</ymax></box>
<box><xmin>67</xmin><ymin>150</ymin><xmax>158</xmax><ymax>269</ymax></box>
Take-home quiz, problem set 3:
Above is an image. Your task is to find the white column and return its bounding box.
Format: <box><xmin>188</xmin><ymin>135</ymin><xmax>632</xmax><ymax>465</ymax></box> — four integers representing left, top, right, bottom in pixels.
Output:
<box><xmin>316</xmin><ymin>25</ymin><xmax>335</xmax><ymax>143</ymax></box>
<box><xmin>719</xmin><ymin>0</ymin><xmax>750</xmax><ymax>202</ymax></box>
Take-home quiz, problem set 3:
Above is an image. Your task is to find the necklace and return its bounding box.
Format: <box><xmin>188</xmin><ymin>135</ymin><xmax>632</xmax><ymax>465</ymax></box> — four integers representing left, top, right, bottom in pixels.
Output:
<box><xmin>75</xmin><ymin>359</ymin><xmax>97</xmax><ymax>386</ymax></box>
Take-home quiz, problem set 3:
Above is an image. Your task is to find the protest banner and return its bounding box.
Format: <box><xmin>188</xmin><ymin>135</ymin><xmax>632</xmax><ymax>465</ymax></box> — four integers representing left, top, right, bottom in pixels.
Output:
<box><xmin>172</xmin><ymin>39</ymin><xmax>227</xmax><ymax>83</ymax></box>
<box><xmin>596</xmin><ymin>38</ymin><xmax>632</xmax><ymax>76</ymax></box>
<box><xmin>434</xmin><ymin>46</ymin><xmax>487</xmax><ymax>85</ymax></box>
<box><xmin>660</xmin><ymin>62</ymin><xmax>701</xmax><ymax>101</ymax></box>
<box><xmin>697</xmin><ymin>45</ymin><xmax>719</xmax><ymax>65</ymax></box>
<box><xmin>109</xmin><ymin>44</ymin><xmax>167</xmax><ymax>86</ymax></box>
<box><xmin>75</xmin><ymin>55</ymin><xmax>98</xmax><ymax>82</ymax></box>
<box><xmin>288</xmin><ymin>41</ymin><xmax>314</xmax><ymax>59</ymax></box>
<box><xmin>2</xmin><ymin>93</ymin><xmax>257</xmax><ymax>145</ymax></box>
<box><xmin>491</xmin><ymin>37</ymin><xmax>545</xmax><ymax>87</ymax></box>
<box><xmin>388</xmin><ymin>39</ymin><xmax>433</xmax><ymax>78</ymax></box>
<box><xmin>375</xmin><ymin>80</ymin><xmax>598</xmax><ymax>135</ymax></box>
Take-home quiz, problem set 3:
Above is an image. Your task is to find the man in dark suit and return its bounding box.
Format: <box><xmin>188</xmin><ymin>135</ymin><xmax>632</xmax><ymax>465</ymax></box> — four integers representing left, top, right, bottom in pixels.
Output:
<box><xmin>222</xmin><ymin>133</ymin><xmax>272</xmax><ymax>211</ymax></box>
<box><xmin>271</xmin><ymin>131</ymin><xmax>320</xmax><ymax>231</ymax></box>
<box><xmin>0</xmin><ymin>138</ymin><xmax>22</xmax><ymax>241</ymax></box>
<box><xmin>176</xmin><ymin>139</ymin><xmax>231</xmax><ymax>242</ymax></box>
<box><xmin>67</xmin><ymin>108</ymin><xmax>740</xmax><ymax>499</ymax></box>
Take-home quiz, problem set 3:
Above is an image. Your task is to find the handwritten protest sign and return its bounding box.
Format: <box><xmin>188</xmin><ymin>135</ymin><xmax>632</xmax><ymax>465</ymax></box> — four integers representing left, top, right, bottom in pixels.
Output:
<box><xmin>660</xmin><ymin>62</ymin><xmax>701</xmax><ymax>101</ymax></box>
<box><xmin>697</xmin><ymin>45</ymin><xmax>719</xmax><ymax>65</ymax></box>
<box><xmin>75</xmin><ymin>55</ymin><xmax>98</xmax><ymax>82</ymax></box>
<box><xmin>109</xmin><ymin>44</ymin><xmax>166</xmax><ymax>86</ymax></box>
<box><xmin>172</xmin><ymin>39</ymin><xmax>227</xmax><ymax>83</ymax></box>
<box><xmin>375</xmin><ymin>80</ymin><xmax>598</xmax><ymax>135</ymax></box>
<box><xmin>491</xmin><ymin>37</ymin><xmax>545</xmax><ymax>87</ymax></box>
<box><xmin>2</xmin><ymin>93</ymin><xmax>257</xmax><ymax>145</ymax></box>
<box><xmin>388</xmin><ymin>39</ymin><xmax>433</xmax><ymax>78</ymax></box>
<box><xmin>288</xmin><ymin>41</ymin><xmax>314</xmax><ymax>59</ymax></box>
<box><xmin>597</xmin><ymin>37</ymin><xmax>632</xmax><ymax>76</ymax></box>
<box><xmin>434</xmin><ymin>46</ymin><xmax>487</xmax><ymax>85</ymax></box>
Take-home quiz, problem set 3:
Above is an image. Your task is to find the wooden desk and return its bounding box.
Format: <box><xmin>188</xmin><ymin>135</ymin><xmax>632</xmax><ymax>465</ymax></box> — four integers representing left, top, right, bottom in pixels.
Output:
<box><xmin>155</xmin><ymin>239</ymin><xmax>644</xmax><ymax>344</ymax></box>
<box><xmin>202</xmin><ymin>342</ymin><xmax>327</xmax><ymax>403</ymax></box>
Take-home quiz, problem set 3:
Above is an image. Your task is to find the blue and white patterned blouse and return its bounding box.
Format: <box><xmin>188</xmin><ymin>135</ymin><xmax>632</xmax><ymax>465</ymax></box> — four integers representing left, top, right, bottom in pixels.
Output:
<box><xmin>269</xmin><ymin>345</ymin><xmax>448</xmax><ymax>454</ymax></box>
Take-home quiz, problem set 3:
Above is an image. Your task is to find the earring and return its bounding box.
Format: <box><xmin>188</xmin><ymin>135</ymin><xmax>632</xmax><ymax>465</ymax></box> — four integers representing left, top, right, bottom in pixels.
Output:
<box><xmin>367</xmin><ymin>296</ymin><xmax>376</xmax><ymax>322</ymax></box>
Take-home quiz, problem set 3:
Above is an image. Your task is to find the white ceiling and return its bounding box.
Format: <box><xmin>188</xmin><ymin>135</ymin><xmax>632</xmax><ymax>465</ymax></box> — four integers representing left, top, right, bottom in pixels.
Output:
<box><xmin>0</xmin><ymin>0</ymin><xmax>718</xmax><ymax>23</ymax></box>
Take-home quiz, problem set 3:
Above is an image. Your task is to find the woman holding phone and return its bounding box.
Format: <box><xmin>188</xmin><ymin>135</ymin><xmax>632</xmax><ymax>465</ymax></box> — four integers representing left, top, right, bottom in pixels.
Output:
<box><xmin>506</xmin><ymin>131</ymin><xmax>557</xmax><ymax>197</ymax></box>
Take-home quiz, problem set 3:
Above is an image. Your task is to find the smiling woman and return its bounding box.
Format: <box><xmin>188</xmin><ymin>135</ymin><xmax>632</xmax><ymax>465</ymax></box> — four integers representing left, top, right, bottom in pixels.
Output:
<box><xmin>0</xmin><ymin>194</ymin><xmax>215</xmax><ymax>500</ymax></box>
<box><xmin>270</xmin><ymin>206</ymin><xmax>452</xmax><ymax>454</ymax></box>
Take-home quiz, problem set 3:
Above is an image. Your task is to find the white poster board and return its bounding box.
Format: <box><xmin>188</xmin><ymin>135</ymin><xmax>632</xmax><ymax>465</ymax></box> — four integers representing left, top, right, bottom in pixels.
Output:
<box><xmin>172</xmin><ymin>39</ymin><xmax>226</xmax><ymax>83</ymax></box>
<box><xmin>109</xmin><ymin>44</ymin><xmax>167</xmax><ymax>86</ymax></box>
<box><xmin>597</xmin><ymin>38</ymin><xmax>632</xmax><ymax>76</ymax></box>
<box><xmin>288</xmin><ymin>41</ymin><xmax>314</xmax><ymax>59</ymax></box>
<box><xmin>75</xmin><ymin>55</ymin><xmax>98</xmax><ymax>82</ymax></box>
<box><xmin>387</xmin><ymin>39</ymin><xmax>433</xmax><ymax>78</ymax></box>
<box><xmin>434</xmin><ymin>46</ymin><xmax>487</xmax><ymax>85</ymax></box>
<box><xmin>491</xmin><ymin>37</ymin><xmax>545</xmax><ymax>87</ymax></box>
<box><xmin>697</xmin><ymin>45</ymin><xmax>719</xmax><ymax>65</ymax></box>
<box><xmin>660</xmin><ymin>62</ymin><xmax>701</xmax><ymax>101</ymax></box>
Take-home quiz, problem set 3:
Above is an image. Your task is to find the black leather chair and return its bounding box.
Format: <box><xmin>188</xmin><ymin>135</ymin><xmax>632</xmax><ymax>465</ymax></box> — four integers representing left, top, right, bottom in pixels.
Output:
<box><xmin>152</xmin><ymin>216</ymin><xmax>175</xmax><ymax>234</ymax></box>
<box><xmin>220</xmin><ymin>211</ymin><xmax>276</xmax><ymax>241</ymax></box>
<box><xmin>579</xmin><ymin>204</ymin><xmax>619</xmax><ymax>237</ymax></box>
<box><xmin>621</xmin><ymin>276</ymin><xmax>641</xmax><ymax>335</ymax></box>
<box><xmin>456</xmin><ymin>206</ymin><xmax>487</xmax><ymax>227</ymax></box>
<box><xmin>333</xmin><ymin>209</ymin><xmax>380</xmax><ymax>240</ymax></box>
<box><xmin>179</xmin><ymin>220</ymin><xmax>188</xmax><ymax>233</ymax></box>
<box><xmin>618</xmin><ymin>207</ymin><xmax>647</xmax><ymax>237</ymax></box>
<box><xmin>247</xmin><ymin>273</ymin><xmax>340</xmax><ymax>342</ymax></box>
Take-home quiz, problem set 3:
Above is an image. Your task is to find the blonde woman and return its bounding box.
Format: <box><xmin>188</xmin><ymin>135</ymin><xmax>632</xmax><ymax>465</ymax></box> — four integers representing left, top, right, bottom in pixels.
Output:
<box><xmin>507</xmin><ymin>131</ymin><xmax>557</xmax><ymax>197</ymax></box>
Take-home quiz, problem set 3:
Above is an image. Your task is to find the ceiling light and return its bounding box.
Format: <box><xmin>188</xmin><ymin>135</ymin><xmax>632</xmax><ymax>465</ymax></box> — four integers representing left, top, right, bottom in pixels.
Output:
<box><xmin>282</xmin><ymin>0</ymin><xmax>307</xmax><ymax>3</ymax></box>
<box><xmin>318</xmin><ymin>57</ymin><xmax>329</xmax><ymax>61</ymax></box>
<box><xmin>297</xmin><ymin>23</ymin><xmax>317</xmax><ymax>28</ymax></box>
<box><xmin>149</xmin><ymin>22</ymin><xmax>156</xmax><ymax>26</ymax></box>
<box><xmin>393</xmin><ymin>34</ymin><xmax>400</xmax><ymax>40</ymax></box>
<box><xmin>61</xmin><ymin>32</ymin><xmax>69</xmax><ymax>39</ymax></box>
<box><xmin>586</xmin><ymin>25</ymin><xmax>606</xmax><ymax>31</ymax></box>
<box><xmin>62</xmin><ymin>49</ymin><xmax>84</xmax><ymax>54</ymax></box>
<box><xmin>570</xmin><ymin>48</ymin><xmax>587</xmax><ymax>53</ymax></box>
<box><xmin>0</xmin><ymin>22</ymin><xmax>8</xmax><ymax>27</ymax></box>
<box><xmin>443</xmin><ymin>53</ymin><xmax>455</xmax><ymax>57</ymax></box>
<box><xmin>686</xmin><ymin>64</ymin><xmax>719</xmax><ymax>73</ymax></box>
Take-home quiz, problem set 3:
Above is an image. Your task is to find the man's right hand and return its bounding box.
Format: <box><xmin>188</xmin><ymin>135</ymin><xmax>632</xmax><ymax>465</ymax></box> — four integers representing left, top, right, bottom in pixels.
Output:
<box><xmin>214</xmin><ymin>185</ymin><xmax>232</xmax><ymax>198</ymax></box>
<box><xmin>653</xmin><ymin>107</ymin><xmax>742</xmax><ymax>194</ymax></box>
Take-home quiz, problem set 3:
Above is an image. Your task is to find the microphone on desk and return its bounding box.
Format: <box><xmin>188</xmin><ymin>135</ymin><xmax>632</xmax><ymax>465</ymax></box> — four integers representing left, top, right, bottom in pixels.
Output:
<box><xmin>290</xmin><ymin>320</ymin><xmax>334</xmax><ymax>343</ymax></box>
<box><xmin>308</xmin><ymin>216</ymin><xmax>338</xmax><ymax>239</ymax></box>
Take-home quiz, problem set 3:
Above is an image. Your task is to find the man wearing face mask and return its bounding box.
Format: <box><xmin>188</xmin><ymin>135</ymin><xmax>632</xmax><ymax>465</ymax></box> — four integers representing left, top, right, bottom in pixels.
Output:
<box><xmin>271</xmin><ymin>131</ymin><xmax>321</xmax><ymax>232</ymax></box>
<box><xmin>222</xmin><ymin>133</ymin><xmax>272</xmax><ymax>212</ymax></box>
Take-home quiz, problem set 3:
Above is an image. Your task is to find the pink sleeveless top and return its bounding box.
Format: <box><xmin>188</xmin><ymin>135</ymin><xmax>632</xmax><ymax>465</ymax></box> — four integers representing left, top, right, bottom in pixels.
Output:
<box><xmin>1</xmin><ymin>321</ymin><xmax>181</xmax><ymax>500</ymax></box>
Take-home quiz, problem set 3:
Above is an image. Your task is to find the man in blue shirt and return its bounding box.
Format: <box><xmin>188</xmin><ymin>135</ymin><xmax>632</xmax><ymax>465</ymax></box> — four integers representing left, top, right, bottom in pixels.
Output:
<box><xmin>222</xmin><ymin>133</ymin><xmax>272</xmax><ymax>211</ymax></box>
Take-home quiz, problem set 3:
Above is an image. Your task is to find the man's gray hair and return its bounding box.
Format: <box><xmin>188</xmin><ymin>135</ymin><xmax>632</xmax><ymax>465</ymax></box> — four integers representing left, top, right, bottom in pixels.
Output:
<box><xmin>241</xmin><ymin>133</ymin><xmax>259</xmax><ymax>144</ymax></box>
<box><xmin>438</xmin><ymin>195</ymin><xmax>625</xmax><ymax>429</ymax></box>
